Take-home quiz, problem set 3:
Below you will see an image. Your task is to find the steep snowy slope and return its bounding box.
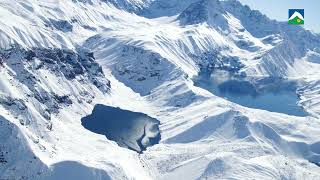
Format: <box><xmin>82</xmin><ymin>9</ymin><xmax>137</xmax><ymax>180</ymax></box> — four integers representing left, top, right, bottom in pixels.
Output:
<box><xmin>1</xmin><ymin>0</ymin><xmax>320</xmax><ymax>179</ymax></box>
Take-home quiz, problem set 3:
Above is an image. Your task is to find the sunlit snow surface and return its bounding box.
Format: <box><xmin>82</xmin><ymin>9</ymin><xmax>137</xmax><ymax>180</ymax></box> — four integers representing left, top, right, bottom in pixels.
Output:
<box><xmin>1</xmin><ymin>0</ymin><xmax>320</xmax><ymax>179</ymax></box>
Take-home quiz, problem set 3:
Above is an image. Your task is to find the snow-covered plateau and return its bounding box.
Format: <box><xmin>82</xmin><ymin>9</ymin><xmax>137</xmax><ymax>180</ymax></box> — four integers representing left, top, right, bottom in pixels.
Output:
<box><xmin>0</xmin><ymin>0</ymin><xmax>320</xmax><ymax>179</ymax></box>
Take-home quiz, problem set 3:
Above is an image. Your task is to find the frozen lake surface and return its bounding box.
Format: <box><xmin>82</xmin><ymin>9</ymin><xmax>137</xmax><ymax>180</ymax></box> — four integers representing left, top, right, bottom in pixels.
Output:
<box><xmin>194</xmin><ymin>70</ymin><xmax>308</xmax><ymax>117</ymax></box>
<box><xmin>81</xmin><ymin>104</ymin><xmax>161</xmax><ymax>153</ymax></box>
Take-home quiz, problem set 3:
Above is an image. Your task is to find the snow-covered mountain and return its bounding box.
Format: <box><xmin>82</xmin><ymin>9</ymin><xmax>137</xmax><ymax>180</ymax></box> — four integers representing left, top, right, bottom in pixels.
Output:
<box><xmin>1</xmin><ymin>0</ymin><xmax>320</xmax><ymax>179</ymax></box>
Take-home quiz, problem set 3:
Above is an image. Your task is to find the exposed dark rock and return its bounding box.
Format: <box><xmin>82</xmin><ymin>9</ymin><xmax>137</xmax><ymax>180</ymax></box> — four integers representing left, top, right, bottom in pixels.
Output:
<box><xmin>190</xmin><ymin>51</ymin><xmax>244</xmax><ymax>75</ymax></box>
<box><xmin>52</xmin><ymin>94</ymin><xmax>72</xmax><ymax>105</ymax></box>
<box><xmin>46</xmin><ymin>122</ymin><xmax>53</xmax><ymax>131</ymax></box>
<box><xmin>137</xmin><ymin>77</ymin><xmax>146</xmax><ymax>81</ymax></box>
<box><xmin>0</xmin><ymin>46</ymin><xmax>111</xmax><ymax>124</ymax></box>
<box><xmin>0</xmin><ymin>57</ymin><xmax>3</xmax><ymax>66</ymax></box>
<box><xmin>0</xmin><ymin>151</ymin><xmax>7</xmax><ymax>164</ymax></box>
<box><xmin>25</xmin><ymin>50</ymin><xmax>36</xmax><ymax>61</ymax></box>
<box><xmin>178</xmin><ymin>0</ymin><xmax>209</xmax><ymax>25</ymax></box>
<box><xmin>40</xmin><ymin>109</ymin><xmax>51</xmax><ymax>121</ymax></box>
<box><xmin>48</xmin><ymin>19</ymin><xmax>73</xmax><ymax>32</ymax></box>
<box><xmin>0</xmin><ymin>96</ymin><xmax>15</xmax><ymax>106</ymax></box>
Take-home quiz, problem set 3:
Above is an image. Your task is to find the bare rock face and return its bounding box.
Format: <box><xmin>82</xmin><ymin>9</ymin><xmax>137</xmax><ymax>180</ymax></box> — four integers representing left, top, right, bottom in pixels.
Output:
<box><xmin>0</xmin><ymin>46</ymin><xmax>111</xmax><ymax>129</ymax></box>
<box><xmin>48</xmin><ymin>19</ymin><xmax>73</xmax><ymax>32</ymax></box>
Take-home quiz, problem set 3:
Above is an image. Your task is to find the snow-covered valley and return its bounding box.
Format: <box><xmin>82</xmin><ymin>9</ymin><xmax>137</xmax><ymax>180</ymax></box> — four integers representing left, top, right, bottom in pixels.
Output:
<box><xmin>0</xmin><ymin>0</ymin><xmax>320</xmax><ymax>179</ymax></box>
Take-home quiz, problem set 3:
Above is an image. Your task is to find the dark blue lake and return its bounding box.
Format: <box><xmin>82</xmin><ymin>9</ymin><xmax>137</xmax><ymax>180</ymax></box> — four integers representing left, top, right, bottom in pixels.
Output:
<box><xmin>81</xmin><ymin>104</ymin><xmax>161</xmax><ymax>153</ymax></box>
<box><xmin>194</xmin><ymin>70</ymin><xmax>308</xmax><ymax>117</ymax></box>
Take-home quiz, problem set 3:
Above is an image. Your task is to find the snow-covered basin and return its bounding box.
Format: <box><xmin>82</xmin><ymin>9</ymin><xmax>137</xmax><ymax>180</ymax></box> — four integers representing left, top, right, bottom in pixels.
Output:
<box><xmin>81</xmin><ymin>104</ymin><xmax>161</xmax><ymax>153</ymax></box>
<box><xmin>194</xmin><ymin>70</ymin><xmax>308</xmax><ymax>117</ymax></box>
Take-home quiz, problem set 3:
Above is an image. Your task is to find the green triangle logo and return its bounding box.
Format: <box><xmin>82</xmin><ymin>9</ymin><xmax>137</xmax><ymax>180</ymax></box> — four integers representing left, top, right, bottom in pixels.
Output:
<box><xmin>288</xmin><ymin>9</ymin><xmax>304</xmax><ymax>25</ymax></box>
<box><xmin>288</xmin><ymin>16</ymin><xmax>304</xmax><ymax>25</ymax></box>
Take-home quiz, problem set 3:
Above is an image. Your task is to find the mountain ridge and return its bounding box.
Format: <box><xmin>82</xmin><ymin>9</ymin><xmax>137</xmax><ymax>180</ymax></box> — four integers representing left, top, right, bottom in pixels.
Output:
<box><xmin>1</xmin><ymin>0</ymin><xmax>320</xmax><ymax>179</ymax></box>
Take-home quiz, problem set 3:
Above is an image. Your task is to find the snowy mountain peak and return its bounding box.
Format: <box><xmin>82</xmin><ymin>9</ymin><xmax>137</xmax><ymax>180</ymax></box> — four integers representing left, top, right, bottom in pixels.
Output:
<box><xmin>1</xmin><ymin>0</ymin><xmax>320</xmax><ymax>179</ymax></box>
<box><xmin>178</xmin><ymin>0</ymin><xmax>224</xmax><ymax>25</ymax></box>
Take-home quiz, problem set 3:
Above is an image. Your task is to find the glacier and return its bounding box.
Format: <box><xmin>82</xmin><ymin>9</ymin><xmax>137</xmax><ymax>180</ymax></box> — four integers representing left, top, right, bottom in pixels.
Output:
<box><xmin>0</xmin><ymin>0</ymin><xmax>320</xmax><ymax>179</ymax></box>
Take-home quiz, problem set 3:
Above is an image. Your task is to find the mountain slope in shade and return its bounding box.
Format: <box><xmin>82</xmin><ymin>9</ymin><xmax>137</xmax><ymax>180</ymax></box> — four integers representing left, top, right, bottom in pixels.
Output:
<box><xmin>0</xmin><ymin>0</ymin><xmax>320</xmax><ymax>179</ymax></box>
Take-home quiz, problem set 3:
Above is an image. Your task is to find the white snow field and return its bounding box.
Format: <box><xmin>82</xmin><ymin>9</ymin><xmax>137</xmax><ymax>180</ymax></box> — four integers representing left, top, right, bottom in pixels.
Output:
<box><xmin>0</xmin><ymin>0</ymin><xmax>320</xmax><ymax>179</ymax></box>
